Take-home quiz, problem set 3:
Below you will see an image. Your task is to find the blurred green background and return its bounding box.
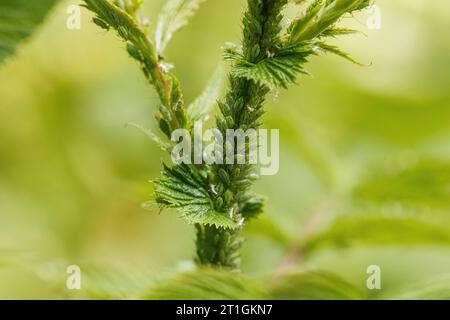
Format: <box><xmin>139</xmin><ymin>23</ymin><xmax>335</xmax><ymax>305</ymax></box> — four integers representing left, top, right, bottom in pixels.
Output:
<box><xmin>0</xmin><ymin>0</ymin><xmax>449</xmax><ymax>299</ymax></box>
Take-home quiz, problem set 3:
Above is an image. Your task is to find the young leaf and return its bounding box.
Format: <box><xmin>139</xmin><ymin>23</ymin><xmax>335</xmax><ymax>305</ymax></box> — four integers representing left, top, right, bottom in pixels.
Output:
<box><xmin>319</xmin><ymin>27</ymin><xmax>359</xmax><ymax>38</ymax></box>
<box><xmin>314</xmin><ymin>41</ymin><xmax>365</xmax><ymax>66</ymax></box>
<box><xmin>0</xmin><ymin>0</ymin><xmax>58</xmax><ymax>64</ymax></box>
<box><xmin>270</xmin><ymin>271</ymin><xmax>365</xmax><ymax>300</ymax></box>
<box><xmin>289</xmin><ymin>0</ymin><xmax>371</xmax><ymax>43</ymax></box>
<box><xmin>225</xmin><ymin>44</ymin><xmax>312</xmax><ymax>89</ymax></box>
<box><xmin>155</xmin><ymin>0</ymin><xmax>207</xmax><ymax>55</ymax></box>
<box><xmin>144</xmin><ymin>268</ymin><xmax>267</xmax><ymax>299</ymax></box>
<box><xmin>187</xmin><ymin>64</ymin><xmax>225</xmax><ymax>121</ymax></box>
<box><xmin>154</xmin><ymin>164</ymin><xmax>238</xmax><ymax>229</ymax></box>
<box><xmin>288</xmin><ymin>0</ymin><xmax>323</xmax><ymax>44</ymax></box>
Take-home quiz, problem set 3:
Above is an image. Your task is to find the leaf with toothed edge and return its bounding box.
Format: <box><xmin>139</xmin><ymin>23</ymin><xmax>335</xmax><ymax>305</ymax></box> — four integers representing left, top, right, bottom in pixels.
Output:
<box><xmin>225</xmin><ymin>44</ymin><xmax>312</xmax><ymax>89</ymax></box>
<box><xmin>153</xmin><ymin>164</ymin><xmax>238</xmax><ymax>229</ymax></box>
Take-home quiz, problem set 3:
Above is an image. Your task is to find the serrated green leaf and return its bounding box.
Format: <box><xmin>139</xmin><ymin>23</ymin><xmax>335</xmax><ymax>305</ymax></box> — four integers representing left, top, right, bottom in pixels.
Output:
<box><xmin>154</xmin><ymin>164</ymin><xmax>238</xmax><ymax>229</ymax></box>
<box><xmin>225</xmin><ymin>44</ymin><xmax>312</xmax><ymax>88</ymax></box>
<box><xmin>144</xmin><ymin>268</ymin><xmax>266</xmax><ymax>300</ymax></box>
<box><xmin>155</xmin><ymin>0</ymin><xmax>207</xmax><ymax>55</ymax></box>
<box><xmin>0</xmin><ymin>0</ymin><xmax>58</xmax><ymax>64</ymax></box>
<box><xmin>270</xmin><ymin>271</ymin><xmax>365</xmax><ymax>300</ymax></box>
<box><xmin>187</xmin><ymin>64</ymin><xmax>225</xmax><ymax>121</ymax></box>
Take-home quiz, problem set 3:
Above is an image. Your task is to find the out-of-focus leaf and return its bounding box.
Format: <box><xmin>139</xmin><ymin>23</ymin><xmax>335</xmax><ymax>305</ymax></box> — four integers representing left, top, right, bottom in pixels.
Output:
<box><xmin>245</xmin><ymin>216</ymin><xmax>292</xmax><ymax>247</ymax></box>
<box><xmin>303</xmin><ymin>214</ymin><xmax>450</xmax><ymax>255</ymax></box>
<box><xmin>0</xmin><ymin>0</ymin><xmax>58</xmax><ymax>64</ymax></box>
<box><xmin>187</xmin><ymin>64</ymin><xmax>225</xmax><ymax>121</ymax></box>
<box><xmin>270</xmin><ymin>271</ymin><xmax>365</xmax><ymax>300</ymax></box>
<box><xmin>155</xmin><ymin>0</ymin><xmax>207</xmax><ymax>55</ymax></box>
<box><xmin>355</xmin><ymin>159</ymin><xmax>450</xmax><ymax>209</ymax></box>
<box><xmin>144</xmin><ymin>268</ymin><xmax>266</xmax><ymax>300</ymax></box>
<box><xmin>388</xmin><ymin>275</ymin><xmax>450</xmax><ymax>300</ymax></box>
<box><xmin>125</xmin><ymin>122</ymin><xmax>171</xmax><ymax>152</ymax></box>
<box><xmin>27</xmin><ymin>259</ymin><xmax>155</xmax><ymax>299</ymax></box>
<box><xmin>240</xmin><ymin>193</ymin><xmax>266</xmax><ymax>220</ymax></box>
<box><xmin>81</xmin><ymin>266</ymin><xmax>156</xmax><ymax>299</ymax></box>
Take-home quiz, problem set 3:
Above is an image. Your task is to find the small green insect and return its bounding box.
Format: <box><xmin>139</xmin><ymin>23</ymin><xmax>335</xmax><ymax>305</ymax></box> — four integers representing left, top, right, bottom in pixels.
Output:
<box><xmin>126</xmin><ymin>43</ymin><xmax>142</xmax><ymax>61</ymax></box>
<box><xmin>117</xmin><ymin>26</ymin><xmax>129</xmax><ymax>40</ymax></box>
<box><xmin>158</xmin><ymin>117</ymin><xmax>172</xmax><ymax>138</ymax></box>
<box><xmin>92</xmin><ymin>17</ymin><xmax>109</xmax><ymax>31</ymax></box>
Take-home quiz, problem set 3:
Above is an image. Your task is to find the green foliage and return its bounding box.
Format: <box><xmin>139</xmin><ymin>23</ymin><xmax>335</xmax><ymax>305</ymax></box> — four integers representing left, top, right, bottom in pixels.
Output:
<box><xmin>354</xmin><ymin>159</ymin><xmax>450</xmax><ymax>209</ymax></box>
<box><xmin>0</xmin><ymin>0</ymin><xmax>58</xmax><ymax>64</ymax></box>
<box><xmin>144</xmin><ymin>268</ymin><xmax>266</xmax><ymax>300</ymax></box>
<box><xmin>3</xmin><ymin>0</ymin><xmax>450</xmax><ymax>301</ymax></box>
<box><xmin>314</xmin><ymin>42</ymin><xmax>364</xmax><ymax>66</ymax></box>
<box><xmin>270</xmin><ymin>271</ymin><xmax>365</xmax><ymax>300</ymax></box>
<box><xmin>288</xmin><ymin>0</ymin><xmax>371</xmax><ymax>43</ymax></box>
<box><xmin>83</xmin><ymin>0</ymin><xmax>376</xmax><ymax>271</ymax></box>
<box><xmin>303</xmin><ymin>213</ymin><xmax>450</xmax><ymax>255</ymax></box>
<box><xmin>155</xmin><ymin>0</ymin><xmax>207</xmax><ymax>55</ymax></box>
<box><xmin>187</xmin><ymin>64</ymin><xmax>226</xmax><ymax>121</ymax></box>
<box><xmin>225</xmin><ymin>44</ymin><xmax>311</xmax><ymax>88</ymax></box>
<box><xmin>195</xmin><ymin>225</ymin><xmax>244</xmax><ymax>268</ymax></box>
<box><xmin>83</xmin><ymin>0</ymin><xmax>156</xmax><ymax>61</ymax></box>
<box><xmin>154</xmin><ymin>164</ymin><xmax>238</xmax><ymax>229</ymax></box>
<box><xmin>125</xmin><ymin>122</ymin><xmax>171</xmax><ymax>152</ymax></box>
<box><xmin>223</xmin><ymin>0</ymin><xmax>370</xmax><ymax>89</ymax></box>
<box><xmin>83</xmin><ymin>0</ymin><xmax>189</xmax><ymax>136</ymax></box>
<box><xmin>80</xmin><ymin>266</ymin><xmax>162</xmax><ymax>300</ymax></box>
<box><xmin>245</xmin><ymin>216</ymin><xmax>292</xmax><ymax>246</ymax></box>
<box><xmin>389</xmin><ymin>276</ymin><xmax>450</xmax><ymax>300</ymax></box>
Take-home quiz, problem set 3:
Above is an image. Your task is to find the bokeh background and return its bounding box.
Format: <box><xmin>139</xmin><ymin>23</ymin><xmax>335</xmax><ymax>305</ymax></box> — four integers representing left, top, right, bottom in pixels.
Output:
<box><xmin>0</xmin><ymin>0</ymin><xmax>449</xmax><ymax>299</ymax></box>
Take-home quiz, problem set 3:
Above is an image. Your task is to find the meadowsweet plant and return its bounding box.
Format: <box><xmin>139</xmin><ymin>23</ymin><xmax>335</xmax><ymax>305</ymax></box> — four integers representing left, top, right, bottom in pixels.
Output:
<box><xmin>82</xmin><ymin>0</ymin><xmax>373</xmax><ymax>270</ymax></box>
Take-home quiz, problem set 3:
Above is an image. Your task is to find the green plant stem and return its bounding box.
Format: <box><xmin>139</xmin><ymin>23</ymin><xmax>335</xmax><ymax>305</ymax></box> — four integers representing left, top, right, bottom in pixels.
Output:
<box><xmin>195</xmin><ymin>0</ymin><xmax>288</xmax><ymax>269</ymax></box>
<box><xmin>83</xmin><ymin>0</ymin><xmax>374</xmax><ymax>272</ymax></box>
<box><xmin>83</xmin><ymin>0</ymin><xmax>189</xmax><ymax>135</ymax></box>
